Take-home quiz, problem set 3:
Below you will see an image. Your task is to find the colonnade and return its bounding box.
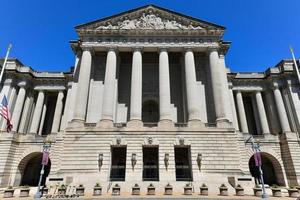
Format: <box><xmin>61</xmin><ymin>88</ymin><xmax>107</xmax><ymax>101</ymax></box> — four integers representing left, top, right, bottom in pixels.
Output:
<box><xmin>235</xmin><ymin>87</ymin><xmax>291</xmax><ymax>134</ymax></box>
<box><xmin>72</xmin><ymin>47</ymin><xmax>231</xmax><ymax>126</ymax></box>
<box><xmin>0</xmin><ymin>80</ymin><xmax>64</xmax><ymax>134</ymax></box>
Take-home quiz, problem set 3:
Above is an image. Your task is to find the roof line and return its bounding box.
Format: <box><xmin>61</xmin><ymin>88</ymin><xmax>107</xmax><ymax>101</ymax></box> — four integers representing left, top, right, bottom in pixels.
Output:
<box><xmin>75</xmin><ymin>4</ymin><xmax>225</xmax><ymax>30</ymax></box>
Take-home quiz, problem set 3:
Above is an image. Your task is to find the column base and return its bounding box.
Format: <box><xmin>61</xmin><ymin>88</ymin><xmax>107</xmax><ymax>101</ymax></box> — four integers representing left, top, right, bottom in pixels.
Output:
<box><xmin>69</xmin><ymin>119</ymin><xmax>85</xmax><ymax>128</ymax></box>
<box><xmin>279</xmin><ymin>131</ymin><xmax>297</xmax><ymax>140</ymax></box>
<box><xmin>188</xmin><ymin>120</ymin><xmax>205</xmax><ymax>128</ymax></box>
<box><xmin>97</xmin><ymin>119</ymin><xmax>114</xmax><ymax>129</ymax></box>
<box><xmin>158</xmin><ymin>119</ymin><xmax>174</xmax><ymax>129</ymax></box>
<box><xmin>127</xmin><ymin>120</ymin><xmax>143</xmax><ymax>128</ymax></box>
<box><xmin>216</xmin><ymin>118</ymin><xmax>232</xmax><ymax>128</ymax></box>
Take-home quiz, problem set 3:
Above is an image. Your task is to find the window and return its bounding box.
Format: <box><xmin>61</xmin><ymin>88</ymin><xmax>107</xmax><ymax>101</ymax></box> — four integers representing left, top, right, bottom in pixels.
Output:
<box><xmin>174</xmin><ymin>147</ymin><xmax>192</xmax><ymax>181</ymax></box>
<box><xmin>143</xmin><ymin>147</ymin><xmax>159</xmax><ymax>181</ymax></box>
<box><xmin>110</xmin><ymin>147</ymin><xmax>126</xmax><ymax>181</ymax></box>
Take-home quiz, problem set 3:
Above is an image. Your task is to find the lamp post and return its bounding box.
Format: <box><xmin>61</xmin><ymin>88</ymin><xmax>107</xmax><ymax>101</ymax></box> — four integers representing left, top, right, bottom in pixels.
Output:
<box><xmin>246</xmin><ymin>136</ymin><xmax>268</xmax><ymax>199</ymax></box>
<box><xmin>34</xmin><ymin>140</ymin><xmax>51</xmax><ymax>199</ymax></box>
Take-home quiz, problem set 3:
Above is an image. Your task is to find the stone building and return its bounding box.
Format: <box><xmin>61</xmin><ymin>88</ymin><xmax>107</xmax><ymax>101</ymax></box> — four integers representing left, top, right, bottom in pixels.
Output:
<box><xmin>0</xmin><ymin>4</ymin><xmax>299</xmax><ymax>195</ymax></box>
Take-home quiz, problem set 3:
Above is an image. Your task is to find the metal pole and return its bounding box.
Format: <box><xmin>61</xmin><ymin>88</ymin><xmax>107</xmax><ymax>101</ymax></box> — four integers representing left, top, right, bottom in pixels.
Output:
<box><xmin>34</xmin><ymin>143</ymin><xmax>50</xmax><ymax>200</ymax></box>
<box><xmin>34</xmin><ymin>164</ymin><xmax>45</xmax><ymax>199</ymax></box>
<box><xmin>290</xmin><ymin>46</ymin><xmax>300</xmax><ymax>84</ymax></box>
<box><xmin>254</xmin><ymin>143</ymin><xmax>268</xmax><ymax>199</ymax></box>
<box><xmin>0</xmin><ymin>44</ymin><xmax>12</xmax><ymax>84</ymax></box>
<box><xmin>248</xmin><ymin>137</ymin><xmax>268</xmax><ymax>199</ymax></box>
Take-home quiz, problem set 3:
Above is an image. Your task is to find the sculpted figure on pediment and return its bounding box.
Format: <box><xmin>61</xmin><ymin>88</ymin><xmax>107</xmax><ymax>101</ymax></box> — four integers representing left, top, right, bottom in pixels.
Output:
<box><xmin>95</xmin><ymin>12</ymin><xmax>203</xmax><ymax>30</ymax></box>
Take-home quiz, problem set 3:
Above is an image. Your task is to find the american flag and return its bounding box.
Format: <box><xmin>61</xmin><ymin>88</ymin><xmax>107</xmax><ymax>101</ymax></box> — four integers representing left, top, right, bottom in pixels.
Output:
<box><xmin>0</xmin><ymin>95</ymin><xmax>13</xmax><ymax>132</ymax></box>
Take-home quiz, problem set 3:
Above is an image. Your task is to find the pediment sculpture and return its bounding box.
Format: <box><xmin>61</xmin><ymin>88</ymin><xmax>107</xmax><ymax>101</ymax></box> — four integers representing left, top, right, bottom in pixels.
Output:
<box><xmin>96</xmin><ymin>13</ymin><xmax>203</xmax><ymax>30</ymax></box>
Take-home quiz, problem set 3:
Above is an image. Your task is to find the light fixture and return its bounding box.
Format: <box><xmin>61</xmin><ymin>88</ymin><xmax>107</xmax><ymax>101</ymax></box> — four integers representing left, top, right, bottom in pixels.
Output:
<box><xmin>131</xmin><ymin>153</ymin><xmax>137</xmax><ymax>170</ymax></box>
<box><xmin>164</xmin><ymin>153</ymin><xmax>169</xmax><ymax>170</ymax></box>
<box><xmin>98</xmin><ymin>153</ymin><xmax>103</xmax><ymax>170</ymax></box>
<box><xmin>197</xmin><ymin>153</ymin><xmax>202</xmax><ymax>171</ymax></box>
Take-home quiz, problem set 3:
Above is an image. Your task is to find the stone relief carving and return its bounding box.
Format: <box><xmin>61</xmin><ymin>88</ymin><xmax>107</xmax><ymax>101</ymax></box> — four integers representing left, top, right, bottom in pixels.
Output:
<box><xmin>96</xmin><ymin>13</ymin><xmax>203</xmax><ymax>30</ymax></box>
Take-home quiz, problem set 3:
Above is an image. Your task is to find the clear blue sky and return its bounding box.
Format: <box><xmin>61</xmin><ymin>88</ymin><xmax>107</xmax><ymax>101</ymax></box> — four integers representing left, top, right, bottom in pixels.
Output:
<box><xmin>1</xmin><ymin>0</ymin><xmax>300</xmax><ymax>72</ymax></box>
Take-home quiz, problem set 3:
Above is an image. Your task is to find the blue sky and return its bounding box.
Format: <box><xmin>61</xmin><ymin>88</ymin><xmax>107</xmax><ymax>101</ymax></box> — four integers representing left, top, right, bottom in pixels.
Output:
<box><xmin>1</xmin><ymin>0</ymin><xmax>300</xmax><ymax>72</ymax></box>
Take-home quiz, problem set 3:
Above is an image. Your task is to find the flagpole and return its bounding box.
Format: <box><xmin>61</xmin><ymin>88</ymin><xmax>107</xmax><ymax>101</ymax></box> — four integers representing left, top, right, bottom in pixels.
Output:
<box><xmin>0</xmin><ymin>44</ymin><xmax>12</xmax><ymax>84</ymax></box>
<box><xmin>290</xmin><ymin>46</ymin><xmax>300</xmax><ymax>84</ymax></box>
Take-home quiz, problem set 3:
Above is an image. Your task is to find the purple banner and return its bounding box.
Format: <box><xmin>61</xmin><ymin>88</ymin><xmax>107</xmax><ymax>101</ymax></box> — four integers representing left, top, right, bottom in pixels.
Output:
<box><xmin>254</xmin><ymin>152</ymin><xmax>262</xmax><ymax>167</ymax></box>
<box><xmin>42</xmin><ymin>151</ymin><xmax>49</xmax><ymax>165</ymax></box>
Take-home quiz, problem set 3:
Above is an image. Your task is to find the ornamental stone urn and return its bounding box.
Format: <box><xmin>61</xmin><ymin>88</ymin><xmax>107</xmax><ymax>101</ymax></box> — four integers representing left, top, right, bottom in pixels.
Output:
<box><xmin>253</xmin><ymin>186</ymin><xmax>262</xmax><ymax>197</ymax></box>
<box><xmin>200</xmin><ymin>183</ymin><xmax>208</xmax><ymax>196</ymax></box>
<box><xmin>76</xmin><ymin>184</ymin><xmax>85</xmax><ymax>196</ymax></box>
<box><xmin>19</xmin><ymin>186</ymin><xmax>30</xmax><ymax>197</ymax></box>
<box><xmin>235</xmin><ymin>184</ymin><xmax>244</xmax><ymax>196</ymax></box>
<box><xmin>271</xmin><ymin>186</ymin><xmax>281</xmax><ymax>197</ymax></box>
<box><xmin>58</xmin><ymin>184</ymin><xmax>67</xmax><ymax>195</ymax></box>
<box><xmin>42</xmin><ymin>187</ymin><xmax>49</xmax><ymax>196</ymax></box>
<box><xmin>93</xmin><ymin>183</ymin><xmax>102</xmax><ymax>196</ymax></box>
<box><xmin>288</xmin><ymin>187</ymin><xmax>299</xmax><ymax>198</ymax></box>
<box><xmin>132</xmin><ymin>184</ymin><xmax>140</xmax><ymax>195</ymax></box>
<box><xmin>3</xmin><ymin>187</ymin><xmax>14</xmax><ymax>198</ymax></box>
<box><xmin>112</xmin><ymin>184</ymin><xmax>121</xmax><ymax>196</ymax></box>
<box><xmin>164</xmin><ymin>183</ymin><xmax>173</xmax><ymax>195</ymax></box>
<box><xmin>147</xmin><ymin>183</ymin><xmax>155</xmax><ymax>195</ymax></box>
<box><xmin>184</xmin><ymin>183</ymin><xmax>193</xmax><ymax>195</ymax></box>
<box><xmin>219</xmin><ymin>184</ymin><xmax>228</xmax><ymax>196</ymax></box>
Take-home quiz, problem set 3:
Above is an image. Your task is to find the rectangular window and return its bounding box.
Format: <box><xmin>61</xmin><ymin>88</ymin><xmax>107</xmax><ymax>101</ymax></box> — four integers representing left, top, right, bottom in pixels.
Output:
<box><xmin>110</xmin><ymin>147</ymin><xmax>126</xmax><ymax>181</ymax></box>
<box><xmin>143</xmin><ymin>147</ymin><xmax>159</xmax><ymax>181</ymax></box>
<box><xmin>175</xmin><ymin>147</ymin><xmax>193</xmax><ymax>181</ymax></box>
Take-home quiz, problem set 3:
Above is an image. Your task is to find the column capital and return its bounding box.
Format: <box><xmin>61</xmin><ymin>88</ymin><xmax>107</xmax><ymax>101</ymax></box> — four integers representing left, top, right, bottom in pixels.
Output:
<box><xmin>207</xmin><ymin>46</ymin><xmax>219</xmax><ymax>53</ymax></box>
<box><xmin>158</xmin><ymin>47</ymin><xmax>169</xmax><ymax>53</ymax></box>
<box><xmin>17</xmin><ymin>80</ymin><xmax>27</xmax><ymax>88</ymax></box>
<box><xmin>272</xmin><ymin>82</ymin><xmax>280</xmax><ymax>89</ymax></box>
<box><xmin>106</xmin><ymin>46</ymin><xmax>118</xmax><ymax>53</ymax></box>
<box><xmin>183</xmin><ymin>47</ymin><xmax>194</xmax><ymax>53</ymax></box>
<box><xmin>132</xmin><ymin>47</ymin><xmax>143</xmax><ymax>52</ymax></box>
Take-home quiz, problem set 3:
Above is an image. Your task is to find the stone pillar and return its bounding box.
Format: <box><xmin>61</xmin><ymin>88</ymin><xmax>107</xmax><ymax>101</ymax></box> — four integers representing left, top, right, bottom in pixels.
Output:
<box><xmin>100</xmin><ymin>48</ymin><xmax>117</xmax><ymax>127</ymax></box>
<box><xmin>273</xmin><ymin>86</ymin><xmax>291</xmax><ymax>133</ymax></box>
<box><xmin>11</xmin><ymin>82</ymin><xmax>27</xmax><ymax>132</ymax></box>
<box><xmin>184</xmin><ymin>49</ymin><xmax>202</xmax><ymax>124</ymax></box>
<box><xmin>18</xmin><ymin>93</ymin><xmax>32</xmax><ymax>133</ymax></box>
<box><xmin>236</xmin><ymin>91</ymin><xmax>249</xmax><ymax>133</ymax></box>
<box><xmin>51</xmin><ymin>91</ymin><xmax>64</xmax><ymax>133</ymax></box>
<box><xmin>209</xmin><ymin>48</ymin><xmax>230</xmax><ymax>126</ymax></box>
<box><xmin>128</xmin><ymin>48</ymin><xmax>142</xmax><ymax>126</ymax></box>
<box><xmin>61</xmin><ymin>83</ymin><xmax>72</xmax><ymax>130</ymax></box>
<box><xmin>38</xmin><ymin>102</ymin><xmax>47</xmax><ymax>136</ymax></box>
<box><xmin>29</xmin><ymin>90</ymin><xmax>44</xmax><ymax>134</ymax></box>
<box><xmin>73</xmin><ymin>48</ymin><xmax>92</xmax><ymax>123</ymax></box>
<box><xmin>255</xmin><ymin>91</ymin><xmax>270</xmax><ymax>134</ymax></box>
<box><xmin>158</xmin><ymin>48</ymin><xmax>172</xmax><ymax>125</ymax></box>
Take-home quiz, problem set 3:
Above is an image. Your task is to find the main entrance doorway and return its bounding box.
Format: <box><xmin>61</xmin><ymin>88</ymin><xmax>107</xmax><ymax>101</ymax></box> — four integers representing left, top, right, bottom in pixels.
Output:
<box><xmin>20</xmin><ymin>153</ymin><xmax>51</xmax><ymax>186</ymax></box>
<box><xmin>143</xmin><ymin>147</ymin><xmax>159</xmax><ymax>181</ymax></box>
<box><xmin>174</xmin><ymin>147</ymin><xmax>193</xmax><ymax>181</ymax></box>
<box><xmin>249</xmin><ymin>153</ymin><xmax>285</xmax><ymax>186</ymax></box>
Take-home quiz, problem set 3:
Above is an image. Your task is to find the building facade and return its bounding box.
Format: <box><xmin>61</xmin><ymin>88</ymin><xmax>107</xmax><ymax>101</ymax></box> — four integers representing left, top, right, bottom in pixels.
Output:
<box><xmin>0</xmin><ymin>4</ymin><xmax>300</xmax><ymax>195</ymax></box>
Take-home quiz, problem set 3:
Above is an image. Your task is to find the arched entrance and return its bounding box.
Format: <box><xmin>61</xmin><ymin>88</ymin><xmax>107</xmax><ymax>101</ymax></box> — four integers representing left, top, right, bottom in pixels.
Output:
<box><xmin>18</xmin><ymin>152</ymin><xmax>51</xmax><ymax>186</ymax></box>
<box><xmin>142</xmin><ymin>100</ymin><xmax>159</xmax><ymax>123</ymax></box>
<box><xmin>249</xmin><ymin>152</ymin><xmax>285</xmax><ymax>186</ymax></box>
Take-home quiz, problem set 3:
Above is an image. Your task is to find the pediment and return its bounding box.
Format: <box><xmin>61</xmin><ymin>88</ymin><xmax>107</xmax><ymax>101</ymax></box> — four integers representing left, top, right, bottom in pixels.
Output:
<box><xmin>76</xmin><ymin>5</ymin><xmax>225</xmax><ymax>35</ymax></box>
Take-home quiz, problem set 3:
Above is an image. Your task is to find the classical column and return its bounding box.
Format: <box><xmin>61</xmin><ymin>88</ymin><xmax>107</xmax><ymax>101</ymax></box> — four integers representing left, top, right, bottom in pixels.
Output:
<box><xmin>101</xmin><ymin>48</ymin><xmax>117</xmax><ymax>124</ymax></box>
<box><xmin>38</xmin><ymin>102</ymin><xmax>47</xmax><ymax>135</ymax></box>
<box><xmin>29</xmin><ymin>90</ymin><xmax>44</xmax><ymax>134</ymax></box>
<box><xmin>273</xmin><ymin>85</ymin><xmax>291</xmax><ymax>133</ymax></box>
<box><xmin>209</xmin><ymin>48</ymin><xmax>230</xmax><ymax>125</ymax></box>
<box><xmin>236</xmin><ymin>91</ymin><xmax>249</xmax><ymax>133</ymax></box>
<box><xmin>129</xmin><ymin>48</ymin><xmax>142</xmax><ymax>125</ymax></box>
<box><xmin>158</xmin><ymin>48</ymin><xmax>172</xmax><ymax>123</ymax></box>
<box><xmin>184</xmin><ymin>49</ymin><xmax>202</xmax><ymax>122</ymax></box>
<box><xmin>255</xmin><ymin>91</ymin><xmax>270</xmax><ymax>134</ymax></box>
<box><xmin>18</xmin><ymin>93</ymin><xmax>32</xmax><ymax>133</ymax></box>
<box><xmin>51</xmin><ymin>91</ymin><xmax>64</xmax><ymax>133</ymax></box>
<box><xmin>11</xmin><ymin>82</ymin><xmax>27</xmax><ymax>132</ymax></box>
<box><xmin>73</xmin><ymin>48</ymin><xmax>92</xmax><ymax>122</ymax></box>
